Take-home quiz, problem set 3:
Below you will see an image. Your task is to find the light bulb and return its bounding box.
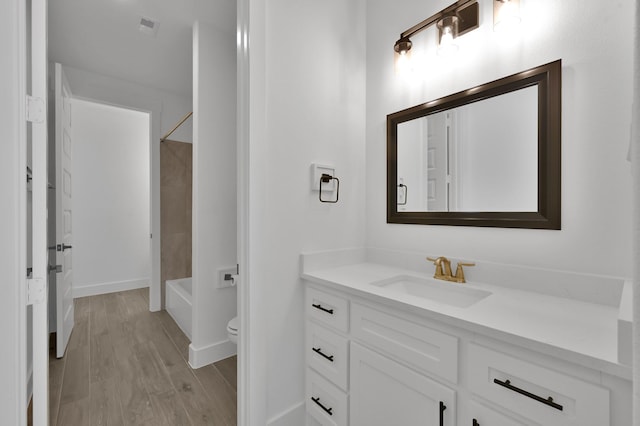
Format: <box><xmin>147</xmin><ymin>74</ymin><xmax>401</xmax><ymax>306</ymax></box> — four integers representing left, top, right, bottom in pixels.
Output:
<box><xmin>494</xmin><ymin>0</ymin><xmax>521</xmax><ymax>33</ymax></box>
<box><xmin>438</xmin><ymin>25</ymin><xmax>459</xmax><ymax>57</ymax></box>
<box><xmin>394</xmin><ymin>36</ymin><xmax>413</xmax><ymax>75</ymax></box>
<box><xmin>437</xmin><ymin>16</ymin><xmax>459</xmax><ymax>57</ymax></box>
<box><xmin>395</xmin><ymin>50</ymin><xmax>412</xmax><ymax>75</ymax></box>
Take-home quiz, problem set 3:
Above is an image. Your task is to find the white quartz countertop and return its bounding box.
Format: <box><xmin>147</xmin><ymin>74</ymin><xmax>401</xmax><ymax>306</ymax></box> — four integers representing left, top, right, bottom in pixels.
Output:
<box><xmin>302</xmin><ymin>262</ymin><xmax>630</xmax><ymax>380</ymax></box>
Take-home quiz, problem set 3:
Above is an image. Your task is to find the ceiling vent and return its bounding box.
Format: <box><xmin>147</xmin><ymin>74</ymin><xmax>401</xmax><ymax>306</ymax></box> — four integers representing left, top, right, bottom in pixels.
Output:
<box><xmin>139</xmin><ymin>16</ymin><xmax>160</xmax><ymax>37</ymax></box>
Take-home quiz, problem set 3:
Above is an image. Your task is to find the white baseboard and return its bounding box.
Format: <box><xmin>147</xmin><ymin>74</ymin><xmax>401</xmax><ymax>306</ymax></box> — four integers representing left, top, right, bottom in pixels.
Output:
<box><xmin>267</xmin><ymin>401</ymin><xmax>305</xmax><ymax>426</ymax></box>
<box><xmin>188</xmin><ymin>339</ymin><xmax>237</xmax><ymax>369</ymax></box>
<box><xmin>73</xmin><ymin>278</ymin><xmax>149</xmax><ymax>298</ymax></box>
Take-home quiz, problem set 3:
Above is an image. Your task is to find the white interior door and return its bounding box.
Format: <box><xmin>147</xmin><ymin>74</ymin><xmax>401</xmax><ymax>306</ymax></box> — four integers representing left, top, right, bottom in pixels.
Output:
<box><xmin>54</xmin><ymin>63</ymin><xmax>74</xmax><ymax>359</ymax></box>
<box><xmin>426</xmin><ymin>112</ymin><xmax>449</xmax><ymax>211</ymax></box>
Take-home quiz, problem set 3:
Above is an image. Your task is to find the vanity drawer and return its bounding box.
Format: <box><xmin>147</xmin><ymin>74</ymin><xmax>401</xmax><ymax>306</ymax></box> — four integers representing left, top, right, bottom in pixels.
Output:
<box><xmin>467</xmin><ymin>343</ymin><xmax>610</xmax><ymax>426</ymax></box>
<box><xmin>306</xmin><ymin>368</ymin><xmax>348</xmax><ymax>426</ymax></box>
<box><xmin>307</xmin><ymin>287</ymin><xmax>349</xmax><ymax>333</ymax></box>
<box><xmin>350</xmin><ymin>303</ymin><xmax>458</xmax><ymax>383</ymax></box>
<box><xmin>464</xmin><ymin>400</ymin><xmax>529</xmax><ymax>426</ymax></box>
<box><xmin>307</xmin><ymin>321</ymin><xmax>349</xmax><ymax>391</ymax></box>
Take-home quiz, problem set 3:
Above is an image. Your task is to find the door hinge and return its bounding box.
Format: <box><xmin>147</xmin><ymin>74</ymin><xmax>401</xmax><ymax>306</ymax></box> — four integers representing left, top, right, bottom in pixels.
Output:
<box><xmin>26</xmin><ymin>95</ymin><xmax>46</xmax><ymax>123</ymax></box>
<box><xmin>26</xmin><ymin>277</ymin><xmax>46</xmax><ymax>305</ymax></box>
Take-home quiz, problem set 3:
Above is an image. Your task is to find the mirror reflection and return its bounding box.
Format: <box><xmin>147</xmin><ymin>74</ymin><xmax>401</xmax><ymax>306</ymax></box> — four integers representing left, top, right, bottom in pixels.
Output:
<box><xmin>397</xmin><ymin>86</ymin><xmax>538</xmax><ymax>212</ymax></box>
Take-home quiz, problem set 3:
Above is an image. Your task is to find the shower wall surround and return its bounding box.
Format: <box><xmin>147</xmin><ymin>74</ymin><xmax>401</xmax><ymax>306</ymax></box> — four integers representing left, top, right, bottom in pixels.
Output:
<box><xmin>160</xmin><ymin>140</ymin><xmax>193</xmax><ymax>307</ymax></box>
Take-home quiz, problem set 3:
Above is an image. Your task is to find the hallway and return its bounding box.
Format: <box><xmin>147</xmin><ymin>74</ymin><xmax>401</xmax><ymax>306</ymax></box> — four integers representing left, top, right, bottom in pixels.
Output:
<box><xmin>49</xmin><ymin>288</ymin><xmax>237</xmax><ymax>425</ymax></box>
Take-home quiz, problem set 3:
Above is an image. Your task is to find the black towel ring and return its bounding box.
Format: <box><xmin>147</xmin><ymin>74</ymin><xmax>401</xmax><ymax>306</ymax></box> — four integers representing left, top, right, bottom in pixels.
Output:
<box><xmin>319</xmin><ymin>173</ymin><xmax>339</xmax><ymax>203</ymax></box>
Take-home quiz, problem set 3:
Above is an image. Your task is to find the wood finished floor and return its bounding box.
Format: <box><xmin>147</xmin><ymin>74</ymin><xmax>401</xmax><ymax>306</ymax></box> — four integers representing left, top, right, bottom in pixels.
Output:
<box><xmin>48</xmin><ymin>288</ymin><xmax>237</xmax><ymax>426</ymax></box>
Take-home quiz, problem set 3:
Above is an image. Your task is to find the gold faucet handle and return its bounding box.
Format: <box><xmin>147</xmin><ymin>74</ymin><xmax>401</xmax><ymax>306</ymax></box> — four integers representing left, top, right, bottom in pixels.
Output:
<box><xmin>426</xmin><ymin>257</ymin><xmax>444</xmax><ymax>277</ymax></box>
<box><xmin>454</xmin><ymin>262</ymin><xmax>475</xmax><ymax>283</ymax></box>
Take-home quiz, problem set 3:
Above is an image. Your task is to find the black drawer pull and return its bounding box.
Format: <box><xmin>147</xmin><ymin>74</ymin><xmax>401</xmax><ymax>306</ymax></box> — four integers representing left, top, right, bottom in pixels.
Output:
<box><xmin>312</xmin><ymin>347</ymin><xmax>334</xmax><ymax>362</ymax></box>
<box><xmin>311</xmin><ymin>396</ymin><xmax>333</xmax><ymax>416</ymax></box>
<box><xmin>493</xmin><ymin>378</ymin><xmax>563</xmax><ymax>411</ymax></box>
<box><xmin>473</xmin><ymin>419</ymin><xmax>479</xmax><ymax>426</ymax></box>
<box><xmin>312</xmin><ymin>303</ymin><xmax>334</xmax><ymax>315</ymax></box>
<box><xmin>439</xmin><ymin>401</ymin><xmax>446</xmax><ymax>426</ymax></box>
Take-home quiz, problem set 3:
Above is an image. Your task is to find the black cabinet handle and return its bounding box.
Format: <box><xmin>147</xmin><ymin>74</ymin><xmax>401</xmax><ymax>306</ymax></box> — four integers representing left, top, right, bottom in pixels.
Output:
<box><xmin>439</xmin><ymin>401</ymin><xmax>446</xmax><ymax>426</ymax></box>
<box><xmin>312</xmin><ymin>347</ymin><xmax>334</xmax><ymax>362</ymax></box>
<box><xmin>493</xmin><ymin>378</ymin><xmax>563</xmax><ymax>411</ymax></box>
<box><xmin>311</xmin><ymin>396</ymin><xmax>333</xmax><ymax>416</ymax></box>
<box><xmin>473</xmin><ymin>419</ymin><xmax>479</xmax><ymax>426</ymax></box>
<box><xmin>312</xmin><ymin>303</ymin><xmax>334</xmax><ymax>315</ymax></box>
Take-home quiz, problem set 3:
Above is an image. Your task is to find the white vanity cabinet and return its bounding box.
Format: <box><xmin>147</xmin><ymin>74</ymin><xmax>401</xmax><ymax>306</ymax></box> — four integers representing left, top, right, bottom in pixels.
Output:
<box><xmin>305</xmin><ymin>288</ymin><xmax>351</xmax><ymax>426</ymax></box>
<box><xmin>467</xmin><ymin>343</ymin><xmax>610</xmax><ymax>426</ymax></box>
<box><xmin>350</xmin><ymin>303</ymin><xmax>458</xmax><ymax>383</ymax></box>
<box><xmin>307</xmin><ymin>369</ymin><xmax>349</xmax><ymax>426</ymax></box>
<box><xmin>350</xmin><ymin>342</ymin><xmax>456</xmax><ymax>426</ymax></box>
<box><xmin>306</xmin><ymin>286</ymin><xmax>457</xmax><ymax>426</ymax></box>
<box><xmin>305</xmin><ymin>282</ymin><xmax>628</xmax><ymax>426</ymax></box>
<box><xmin>462</xmin><ymin>400</ymin><xmax>529</xmax><ymax>426</ymax></box>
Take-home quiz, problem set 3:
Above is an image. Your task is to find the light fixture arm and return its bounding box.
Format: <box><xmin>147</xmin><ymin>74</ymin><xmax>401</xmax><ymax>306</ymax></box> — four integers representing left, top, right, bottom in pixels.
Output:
<box><xmin>398</xmin><ymin>0</ymin><xmax>476</xmax><ymax>40</ymax></box>
<box><xmin>393</xmin><ymin>0</ymin><xmax>479</xmax><ymax>56</ymax></box>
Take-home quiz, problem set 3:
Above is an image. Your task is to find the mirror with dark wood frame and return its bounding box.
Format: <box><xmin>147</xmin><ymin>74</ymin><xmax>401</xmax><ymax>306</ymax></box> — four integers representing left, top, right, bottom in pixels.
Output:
<box><xmin>387</xmin><ymin>60</ymin><xmax>561</xmax><ymax>229</ymax></box>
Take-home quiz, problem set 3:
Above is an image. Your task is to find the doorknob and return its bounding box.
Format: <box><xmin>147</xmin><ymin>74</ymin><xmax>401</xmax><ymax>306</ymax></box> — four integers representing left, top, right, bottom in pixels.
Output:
<box><xmin>57</xmin><ymin>244</ymin><xmax>72</xmax><ymax>251</ymax></box>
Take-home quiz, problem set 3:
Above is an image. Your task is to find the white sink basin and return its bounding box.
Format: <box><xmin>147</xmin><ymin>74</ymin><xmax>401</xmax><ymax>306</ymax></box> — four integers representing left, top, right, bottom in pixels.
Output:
<box><xmin>371</xmin><ymin>275</ymin><xmax>492</xmax><ymax>308</ymax></box>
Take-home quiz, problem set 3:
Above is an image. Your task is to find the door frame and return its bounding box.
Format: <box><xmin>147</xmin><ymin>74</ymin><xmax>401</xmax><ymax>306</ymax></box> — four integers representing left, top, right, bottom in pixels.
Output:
<box><xmin>237</xmin><ymin>0</ymin><xmax>268</xmax><ymax>424</ymax></box>
<box><xmin>6</xmin><ymin>0</ymin><xmax>29</xmax><ymax>423</ymax></box>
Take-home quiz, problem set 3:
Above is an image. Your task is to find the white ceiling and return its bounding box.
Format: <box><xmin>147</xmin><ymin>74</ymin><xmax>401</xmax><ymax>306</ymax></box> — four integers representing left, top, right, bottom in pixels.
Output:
<box><xmin>48</xmin><ymin>0</ymin><xmax>236</xmax><ymax>97</ymax></box>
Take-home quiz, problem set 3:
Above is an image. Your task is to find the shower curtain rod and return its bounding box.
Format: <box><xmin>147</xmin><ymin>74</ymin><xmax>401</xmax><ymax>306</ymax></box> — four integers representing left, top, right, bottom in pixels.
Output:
<box><xmin>160</xmin><ymin>111</ymin><xmax>193</xmax><ymax>142</ymax></box>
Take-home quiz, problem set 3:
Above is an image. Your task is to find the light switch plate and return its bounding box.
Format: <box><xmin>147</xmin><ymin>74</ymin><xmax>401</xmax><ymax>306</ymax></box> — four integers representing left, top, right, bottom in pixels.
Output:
<box><xmin>310</xmin><ymin>163</ymin><xmax>336</xmax><ymax>192</ymax></box>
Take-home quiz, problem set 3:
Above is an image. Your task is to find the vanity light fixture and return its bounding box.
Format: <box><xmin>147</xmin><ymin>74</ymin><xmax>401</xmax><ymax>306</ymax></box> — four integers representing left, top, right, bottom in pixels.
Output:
<box><xmin>393</xmin><ymin>0</ymin><xmax>479</xmax><ymax>64</ymax></box>
<box><xmin>393</xmin><ymin>36</ymin><xmax>413</xmax><ymax>74</ymax></box>
<box><xmin>494</xmin><ymin>0</ymin><xmax>521</xmax><ymax>32</ymax></box>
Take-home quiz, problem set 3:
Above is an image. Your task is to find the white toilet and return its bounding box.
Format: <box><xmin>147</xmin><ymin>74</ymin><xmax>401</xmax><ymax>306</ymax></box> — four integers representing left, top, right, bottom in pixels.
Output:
<box><xmin>227</xmin><ymin>316</ymin><xmax>238</xmax><ymax>344</ymax></box>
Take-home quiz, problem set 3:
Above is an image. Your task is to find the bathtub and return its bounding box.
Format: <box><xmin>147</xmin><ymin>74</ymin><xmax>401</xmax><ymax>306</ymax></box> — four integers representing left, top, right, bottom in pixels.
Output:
<box><xmin>165</xmin><ymin>277</ymin><xmax>192</xmax><ymax>341</ymax></box>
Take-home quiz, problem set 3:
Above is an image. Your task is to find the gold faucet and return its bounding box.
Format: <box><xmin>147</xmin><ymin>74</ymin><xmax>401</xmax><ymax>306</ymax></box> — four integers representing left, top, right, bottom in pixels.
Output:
<box><xmin>426</xmin><ymin>256</ymin><xmax>475</xmax><ymax>283</ymax></box>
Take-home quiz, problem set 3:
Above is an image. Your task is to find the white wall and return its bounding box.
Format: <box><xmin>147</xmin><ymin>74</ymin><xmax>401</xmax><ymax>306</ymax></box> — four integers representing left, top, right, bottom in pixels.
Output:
<box><xmin>190</xmin><ymin>21</ymin><xmax>238</xmax><ymax>367</ymax></box>
<box><xmin>71</xmin><ymin>99</ymin><xmax>151</xmax><ymax>296</ymax></box>
<box><xmin>63</xmin><ymin>66</ymin><xmax>193</xmax><ymax>144</ymax></box>
<box><xmin>62</xmin><ymin>65</ymin><xmax>192</xmax><ymax>310</ymax></box>
<box><xmin>0</xmin><ymin>0</ymin><xmax>27</xmax><ymax>423</ymax></box>
<box><xmin>366</xmin><ymin>0</ymin><xmax>633</xmax><ymax>277</ymax></box>
<box><xmin>248</xmin><ymin>0</ymin><xmax>367</xmax><ymax>421</ymax></box>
